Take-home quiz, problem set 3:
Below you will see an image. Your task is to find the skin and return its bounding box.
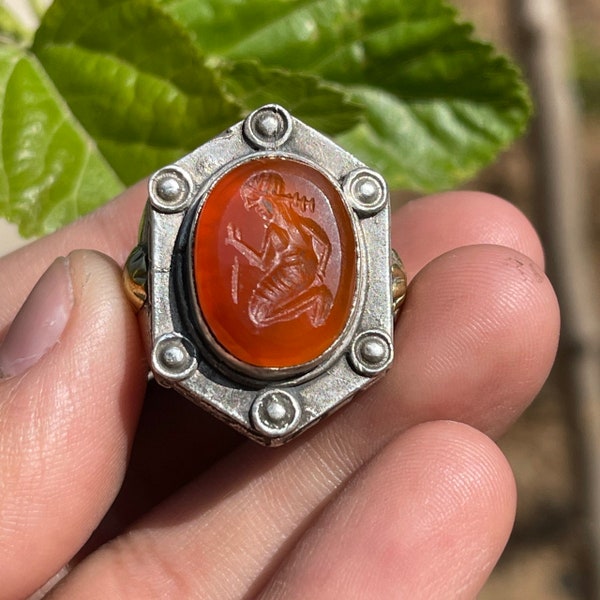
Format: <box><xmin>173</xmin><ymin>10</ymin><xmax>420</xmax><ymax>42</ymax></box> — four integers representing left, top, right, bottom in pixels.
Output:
<box><xmin>0</xmin><ymin>184</ymin><xmax>559</xmax><ymax>600</ymax></box>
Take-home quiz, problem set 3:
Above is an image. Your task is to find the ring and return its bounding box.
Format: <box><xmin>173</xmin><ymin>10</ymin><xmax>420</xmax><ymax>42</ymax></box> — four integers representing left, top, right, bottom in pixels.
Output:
<box><xmin>124</xmin><ymin>104</ymin><xmax>406</xmax><ymax>446</ymax></box>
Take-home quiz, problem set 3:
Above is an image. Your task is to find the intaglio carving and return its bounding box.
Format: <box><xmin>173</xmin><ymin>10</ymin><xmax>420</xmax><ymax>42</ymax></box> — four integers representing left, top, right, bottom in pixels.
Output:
<box><xmin>225</xmin><ymin>170</ymin><xmax>333</xmax><ymax>328</ymax></box>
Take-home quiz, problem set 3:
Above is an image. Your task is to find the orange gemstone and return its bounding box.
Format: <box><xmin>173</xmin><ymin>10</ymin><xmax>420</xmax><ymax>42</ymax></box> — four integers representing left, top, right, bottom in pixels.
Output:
<box><xmin>193</xmin><ymin>157</ymin><xmax>356</xmax><ymax>369</ymax></box>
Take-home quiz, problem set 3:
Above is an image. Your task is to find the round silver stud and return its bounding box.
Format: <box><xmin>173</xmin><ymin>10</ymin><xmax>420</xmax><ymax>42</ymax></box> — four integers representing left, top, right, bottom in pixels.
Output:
<box><xmin>251</xmin><ymin>389</ymin><xmax>301</xmax><ymax>438</ymax></box>
<box><xmin>149</xmin><ymin>166</ymin><xmax>193</xmax><ymax>213</ymax></box>
<box><xmin>360</xmin><ymin>339</ymin><xmax>387</xmax><ymax>363</ymax></box>
<box><xmin>151</xmin><ymin>333</ymin><xmax>197</xmax><ymax>382</ymax></box>
<box><xmin>344</xmin><ymin>168</ymin><xmax>387</xmax><ymax>216</ymax></box>
<box><xmin>349</xmin><ymin>330</ymin><xmax>393</xmax><ymax>376</ymax></box>
<box><xmin>156</xmin><ymin>176</ymin><xmax>182</xmax><ymax>201</ymax></box>
<box><xmin>243</xmin><ymin>104</ymin><xmax>292</xmax><ymax>149</ymax></box>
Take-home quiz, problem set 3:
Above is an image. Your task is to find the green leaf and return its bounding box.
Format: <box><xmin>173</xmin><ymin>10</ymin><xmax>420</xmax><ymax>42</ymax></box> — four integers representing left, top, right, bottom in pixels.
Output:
<box><xmin>219</xmin><ymin>60</ymin><xmax>363</xmax><ymax>134</ymax></box>
<box><xmin>0</xmin><ymin>45</ymin><xmax>123</xmax><ymax>237</ymax></box>
<box><xmin>32</xmin><ymin>0</ymin><xmax>240</xmax><ymax>186</ymax></box>
<box><xmin>1</xmin><ymin>0</ymin><xmax>241</xmax><ymax>236</ymax></box>
<box><xmin>1</xmin><ymin>0</ymin><xmax>533</xmax><ymax>236</ymax></box>
<box><xmin>29</xmin><ymin>0</ymin><xmax>51</xmax><ymax>20</ymax></box>
<box><xmin>162</xmin><ymin>0</ymin><xmax>532</xmax><ymax>191</ymax></box>
<box><xmin>156</xmin><ymin>0</ymin><xmax>308</xmax><ymax>57</ymax></box>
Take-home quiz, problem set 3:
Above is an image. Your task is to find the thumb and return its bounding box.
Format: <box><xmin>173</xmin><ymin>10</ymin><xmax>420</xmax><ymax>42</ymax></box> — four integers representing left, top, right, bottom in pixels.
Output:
<box><xmin>0</xmin><ymin>250</ymin><xmax>146</xmax><ymax>600</ymax></box>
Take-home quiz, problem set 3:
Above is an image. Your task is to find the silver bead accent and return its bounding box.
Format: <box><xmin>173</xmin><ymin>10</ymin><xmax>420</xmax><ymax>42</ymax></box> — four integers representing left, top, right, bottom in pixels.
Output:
<box><xmin>149</xmin><ymin>166</ymin><xmax>192</xmax><ymax>213</ymax></box>
<box><xmin>243</xmin><ymin>104</ymin><xmax>293</xmax><ymax>149</ymax></box>
<box><xmin>360</xmin><ymin>339</ymin><xmax>387</xmax><ymax>364</ymax></box>
<box><xmin>344</xmin><ymin>168</ymin><xmax>387</xmax><ymax>216</ymax></box>
<box><xmin>251</xmin><ymin>389</ymin><xmax>301</xmax><ymax>438</ymax></box>
<box><xmin>349</xmin><ymin>330</ymin><xmax>393</xmax><ymax>376</ymax></box>
<box><xmin>156</xmin><ymin>176</ymin><xmax>182</xmax><ymax>201</ymax></box>
<box><xmin>151</xmin><ymin>333</ymin><xmax>197</xmax><ymax>382</ymax></box>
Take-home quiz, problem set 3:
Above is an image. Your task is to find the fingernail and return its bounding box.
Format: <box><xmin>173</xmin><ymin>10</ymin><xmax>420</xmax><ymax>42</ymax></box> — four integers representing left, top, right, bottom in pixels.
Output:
<box><xmin>0</xmin><ymin>257</ymin><xmax>73</xmax><ymax>379</ymax></box>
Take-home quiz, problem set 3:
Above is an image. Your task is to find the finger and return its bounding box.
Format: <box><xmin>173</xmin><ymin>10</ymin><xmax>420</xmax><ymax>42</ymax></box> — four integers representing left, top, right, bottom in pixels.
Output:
<box><xmin>376</xmin><ymin>244</ymin><xmax>558</xmax><ymax>438</ymax></box>
<box><xmin>58</xmin><ymin>191</ymin><xmax>547</xmax><ymax>479</ymax></box>
<box><xmin>259</xmin><ymin>421</ymin><xmax>516</xmax><ymax>600</ymax></box>
<box><xmin>0</xmin><ymin>251</ymin><xmax>146</xmax><ymax>600</ymax></box>
<box><xmin>65</xmin><ymin>187</ymin><xmax>548</xmax><ymax>542</ymax></box>
<box><xmin>78</xmin><ymin>382</ymin><xmax>242</xmax><ymax>553</ymax></box>
<box><xmin>53</xmin><ymin>243</ymin><xmax>558</xmax><ymax>599</ymax></box>
<box><xmin>0</xmin><ymin>180</ymin><xmax>147</xmax><ymax>328</ymax></box>
<box><xmin>0</xmin><ymin>189</ymin><xmax>543</xmax><ymax>526</ymax></box>
<box><xmin>115</xmin><ymin>232</ymin><xmax>555</xmax><ymax>514</ymax></box>
<box><xmin>393</xmin><ymin>191</ymin><xmax>546</xmax><ymax>279</ymax></box>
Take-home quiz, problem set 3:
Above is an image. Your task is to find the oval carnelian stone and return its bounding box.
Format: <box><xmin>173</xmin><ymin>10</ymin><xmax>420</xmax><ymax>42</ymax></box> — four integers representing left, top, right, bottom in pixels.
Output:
<box><xmin>193</xmin><ymin>157</ymin><xmax>356</xmax><ymax>369</ymax></box>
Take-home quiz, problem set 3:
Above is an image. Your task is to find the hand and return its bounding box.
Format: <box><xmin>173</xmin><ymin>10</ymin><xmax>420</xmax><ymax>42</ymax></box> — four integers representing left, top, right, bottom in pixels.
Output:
<box><xmin>226</xmin><ymin>222</ymin><xmax>242</xmax><ymax>246</ymax></box>
<box><xmin>0</xmin><ymin>183</ymin><xmax>559</xmax><ymax>599</ymax></box>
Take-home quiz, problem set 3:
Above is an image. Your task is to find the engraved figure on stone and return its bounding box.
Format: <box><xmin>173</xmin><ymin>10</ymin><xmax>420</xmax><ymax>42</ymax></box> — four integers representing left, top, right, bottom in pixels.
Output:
<box><xmin>225</xmin><ymin>170</ymin><xmax>333</xmax><ymax>328</ymax></box>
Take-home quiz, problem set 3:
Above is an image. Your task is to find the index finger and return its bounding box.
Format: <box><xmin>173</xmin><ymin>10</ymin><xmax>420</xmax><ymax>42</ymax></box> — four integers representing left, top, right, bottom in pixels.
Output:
<box><xmin>0</xmin><ymin>180</ymin><xmax>147</xmax><ymax>329</ymax></box>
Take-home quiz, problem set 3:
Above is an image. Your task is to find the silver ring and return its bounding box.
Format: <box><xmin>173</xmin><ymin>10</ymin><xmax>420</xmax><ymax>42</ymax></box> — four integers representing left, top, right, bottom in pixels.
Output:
<box><xmin>124</xmin><ymin>104</ymin><xmax>406</xmax><ymax>446</ymax></box>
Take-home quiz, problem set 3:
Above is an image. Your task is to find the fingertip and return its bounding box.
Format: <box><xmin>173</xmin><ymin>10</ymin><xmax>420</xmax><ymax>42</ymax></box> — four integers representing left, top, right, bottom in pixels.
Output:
<box><xmin>0</xmin><ymin>256</ymin><xmax>73</xmax><ymax>380</ymax></box>
<box><xmin>390</xmin><ymin>244</ymin><xmax>559</xmax><ymax>437</ymax></box>
<box><xmin>259</xmin><ymin>421</ymin><xmax>516</xmax><ymax>600</ymax></box>
<box><xmin>378</xmin><ymin>421</ymin><xmax>517</xmax><ymax>598</ymax></box>
<box><xmin>393</xmin><ymin>191</ymin><xmax>545</xmax><ymax>279</ymax></box>
<box><xmin>396</xmin><ymin>420</ymin><xmax>517</xmax><ymax>537</ymax></box>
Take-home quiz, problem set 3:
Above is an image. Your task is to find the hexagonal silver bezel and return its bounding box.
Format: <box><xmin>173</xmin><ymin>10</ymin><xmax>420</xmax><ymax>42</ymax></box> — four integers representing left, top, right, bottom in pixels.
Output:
<box><xmin>141</xmin><ymin>105</ymin><xmax>394</xmax><ymax>445</ymax></box>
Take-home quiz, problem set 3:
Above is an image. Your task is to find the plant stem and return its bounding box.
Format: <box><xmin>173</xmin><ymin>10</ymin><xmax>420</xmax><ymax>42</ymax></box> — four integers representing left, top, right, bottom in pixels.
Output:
<box><xmin>509</xmin><ymin>0</ymin><xmax>600</xmax><ymax>596</ymax></box>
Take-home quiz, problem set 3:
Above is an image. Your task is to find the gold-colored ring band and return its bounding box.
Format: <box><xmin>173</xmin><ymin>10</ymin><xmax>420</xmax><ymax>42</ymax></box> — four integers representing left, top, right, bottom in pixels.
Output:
<box><xmin>123</xmin><ymin>243</ymin><xmax>147</xmax><ymax>313</ymax></box>
<box><xmin>391</xmin><ymin>249</ymin><xmax>407</xmax><ymax>320</ymax></box>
